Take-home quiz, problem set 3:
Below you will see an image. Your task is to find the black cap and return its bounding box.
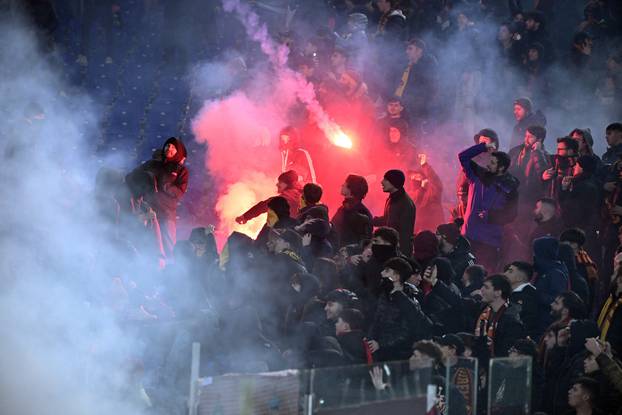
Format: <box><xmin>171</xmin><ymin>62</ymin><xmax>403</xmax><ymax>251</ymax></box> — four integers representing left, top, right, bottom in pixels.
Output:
<box><xmin>436</xmin><ymin>334</ymin><xmax>465</xmax><ymax>356</ymax></box>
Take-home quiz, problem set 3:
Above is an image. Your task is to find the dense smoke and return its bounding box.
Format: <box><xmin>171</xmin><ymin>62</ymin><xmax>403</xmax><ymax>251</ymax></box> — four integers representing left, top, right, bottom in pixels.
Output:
<box><xmin>0</xmin><ymin>15</ymin><xmax>146</xmax><ymax>415</ymax></box>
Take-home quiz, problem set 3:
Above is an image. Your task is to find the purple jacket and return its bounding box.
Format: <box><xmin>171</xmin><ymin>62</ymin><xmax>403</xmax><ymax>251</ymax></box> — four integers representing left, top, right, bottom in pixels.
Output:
<box><xmin>459</xmin><ymin>143</ymin><xmax>519</xmax><ymax>248</ymax></box>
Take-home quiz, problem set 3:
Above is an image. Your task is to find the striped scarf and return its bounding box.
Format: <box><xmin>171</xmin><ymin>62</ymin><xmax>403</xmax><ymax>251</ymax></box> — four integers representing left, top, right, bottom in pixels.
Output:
<box><xmin>576</xmin><ymin>249</ymin><xmax>598</xmax><ymax>282</ymax></box>
<box><xmin>597</xmin><ymin>295</ymin><xmax>622</xmax><ymax>342</ymax></box>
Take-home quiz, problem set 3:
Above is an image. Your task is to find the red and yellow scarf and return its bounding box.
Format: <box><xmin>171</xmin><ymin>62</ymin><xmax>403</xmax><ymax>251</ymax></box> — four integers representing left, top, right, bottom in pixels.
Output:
<box><xmin>597</xmin><ymin>295</ymin><xmax>622</xmax><ymax>342</ymax></box>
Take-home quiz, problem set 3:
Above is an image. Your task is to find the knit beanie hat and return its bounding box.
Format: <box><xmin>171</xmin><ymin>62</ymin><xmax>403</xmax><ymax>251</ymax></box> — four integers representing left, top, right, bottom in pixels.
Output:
<box><xmin>383</xmin><ymin>169</ymin><xmax>406</xmax><ymax>189</ymax></box>
<box><xmin>436</xmin><ymin>223</ymin><xmax>461</xmax><ymax>246</ymax></box>
<box><xmin>278</xmin><ymin>170</ymin><xmax>298</xmax><ymax>187</ymax></box>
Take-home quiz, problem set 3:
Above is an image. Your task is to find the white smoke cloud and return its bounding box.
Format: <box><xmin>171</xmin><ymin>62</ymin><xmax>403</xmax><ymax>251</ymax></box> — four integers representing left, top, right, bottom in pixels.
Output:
<box><xmin>0</xmin><ymin>15</ymin><xmax>150</xmax><ymax>415</ymax></box>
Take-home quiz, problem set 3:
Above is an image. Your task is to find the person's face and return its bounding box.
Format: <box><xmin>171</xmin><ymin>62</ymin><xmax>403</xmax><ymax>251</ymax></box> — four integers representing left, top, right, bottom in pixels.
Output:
<box><xmin>372</xmin><ymin>236</ymin><xmax>392</xmax><ymax>246</ymax></box>
<box><xmin>331</xmin><ymin>51</ymin><xmax>346</xmax><ymax>68</ymax></box>
<box><xmin>524</xmin><ymin>130</ymin><xmax>539</xmax><ymax>147</ymax></box>
<box><xmin>381</xmin><ymin>267</ymin><xmax>400</xmax><ymax>283</ymax></box>
<box><xmin>389</xmin><ymin>127</ymin><xmax>401</xmax><ymax>143</ymax></box>
<box><xmin>580</xmin><ymin>39</ymin><xmax>593</xmax><ymax>55</ymax></box>
<box><xmin>335</xmin><ymin>316</ymin><xmax>350</xmax><ymax>335</ymax></box>
<box><xmin>406</xmin><ymin>44</ymin><xmax>423</xmax><ymax>63</ymax></box>
<box><xmin>276</xmin><ymin>181</ymin><xmax>288</xmax><ymax>193</ymax></box>
<box><xmin>340</xmin><ymin>182</ymin><xmax>352</xmax><ymax>198</ymax></box>
<box><xmin>463</xmin><ymin>347</ymin><xmax>473</xmax><ymax>358</ymax></box>
<box><xmin>606</xmin><ymin>128</ymin><xmax>622</xmax><ymax>147</ymax></box>
<box><xmin>498</xmin><ymin>25</ymin><xmax>511</xmax><ymax>41</ymax></box>
<box><xmin>362</xmin><ymin>244</ymin><xmax>373</xmax><ymax>261</ymax></box>
<box><xmin>280</xmin><ymin>134</ymin><xmax>290</xmax><ymax>146</ymax></box>
<box><xmin>437</xmin><ymin>235</ymin><xmax>452</xmax><ymax>254</ymax></box>
<box><xmin>583</xmin><ymin>355</ymin><xmax>599</xmax><ymax>373</ymax></box>
<box><xmin>461</xmin><ymin>271</ymin><xmax>470</xmax><ymax>287</ymax></box>
<box><xmin>486</xmin><ymin>155</ymin><xmax>500</xmax><ymax>174</ymax></box>
<box><xmin>164</xmin><ymin>143</ymin><xmax>177</xmax><ymax>159</ymax></box>
<box><xmin>544</xmin><ymin>330</ymin><xmax>557</xmax><ymax>349</ymax></box>
<box><xmin>325</xmin><ymin>301</ymin><xmax>343</xmax><ymax>321</ymax></box>
<box><xmin>387</xmin><ymin>101</ymin><xmax>403</xmax><ymax>116</ymax></box>
<box><xmin>550</xmin><ymin>296</ymin><xmax>564</xmax><ymax>319</ymax></box>
<box><xmin>504</xmin><ymin>265</ymin><xmax>524</xmax><ymax>285</ymax></box>
<box><xmin>571</xmin><ymin>131</ymin><xmax>588</xmax><ymax>152</ymax></box>
<box><xmin>191</xmin><ymin>241</ymin><xmax>207</xmax><ymax>257</ymax></box>
<box><xmin>525</xmin><ymin>18</ymin><xmax>536</xmax><ymax>31</ymax></box>
<box><xmin>567</xmin><ymin>384</ymin><xmax>587</xmax><ymax>408</ymax></box>
<box><xmin>381</xmin><ymin>178</ymin><xmax>397</xmax><ymax>193</ymax></box>
<box><xmin>480</xmin><ymin>281</ymin><xmax>496</xmax><ymax>304</ymax></box>
<box><xmin>557</xmin><ymin>141</ymin><xmax>572</xmax><ymax>157</ymax></box>
<box><xmin>409</xmin><ymin>349</ymin><xmax>433</xmax><ymax>370</ymax></box>
<box><xmin>573</xmin><ymin>162</ymin><xmax>583</xmax><ymax>177</ymax></box>
<box><xmin>408</xmin><ymin>270</ymin><xmax>422</xmax><ymax>286</ymax></box>
<box><xmin>513</xmin><ymin>104</ymin><xmax>526</xmax><ymax>121</ymax></box>
<box><xmin>478</xmin><ymin>135</ymin><xmax>496</xmax><ymax>149</ymax></box>
<box><xmin>376</xmin><ymin>0</ymin><xmax>390</xmax><ymax>13</ymax></box>
<box><xmin>440</xmin><ymin>345</ymin><xmax>456</xmax><ymax>360</ymax></box>
<box><xmin>528</xmin><ymin>48</ymin><xmax>539</xmax><ymax>61</ymax></box>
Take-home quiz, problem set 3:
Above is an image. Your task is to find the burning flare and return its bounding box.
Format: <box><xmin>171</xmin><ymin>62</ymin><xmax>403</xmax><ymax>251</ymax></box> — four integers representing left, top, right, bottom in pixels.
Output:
<box><xmin>325</xmin><ymin>123</ymin><xmax>353</xmax><ymax>149</ymax></box>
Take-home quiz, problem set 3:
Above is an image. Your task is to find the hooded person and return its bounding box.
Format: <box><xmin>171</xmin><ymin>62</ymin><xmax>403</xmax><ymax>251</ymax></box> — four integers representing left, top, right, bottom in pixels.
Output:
<box><xmin>412</xmin><ymin>230</ymin><xmax>440</xmax><ymax>268</ymax></box>
<box><xmin>532</xmin><ymin>237</ymin><xmax>570</xmax><ymax>333</ymax></box>
<box><xmin>126</xmin><ymin>137</ymin><xmax>189</xmax><ymax>257</ymax></box>
<box><xmin>295</xmin><ymin>217</ymin><xmax>333</xmax><ymax>268</ymax></box>
<box><xmin>510</xmin><ymin>97</ymin><xmax>547</xmax><ymax>149</ymax></box>
<box><xmin>236</xmin><ymin>170</ymin><xmax>302</xmax><ymax>225</ymax></box>
<box><xmin>372</xmin><ymin>169</ymin><xmax>416</xmax><ymax>256</ymax></box>
<box><xmin>558</xmin><ymin>242</ymin><xmax>590</xmax><ymax>307</ymax></box>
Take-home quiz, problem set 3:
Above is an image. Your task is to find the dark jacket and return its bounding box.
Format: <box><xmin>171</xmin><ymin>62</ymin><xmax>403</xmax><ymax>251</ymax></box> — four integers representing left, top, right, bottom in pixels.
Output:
<box><xmin>336</xmin><ymin>330</ymin><xmax>368</xmax><ymax>365</ymax></box>
<box><xmin>477</xmin><ymin>303</ymin><xmax>525</xmax><ymax>358</ymax></box>
<box><xmin>331</xmin><ymin>198</ymin><xmax>373</xmax><ymax>248</ymax></box>
<box><xmin>545</xmin><ymin>320</ymin><xmax>600</xmax><ymax>415</ymax></box>
<box><xmin>459</xmin><ymin>143</ymin><xmax>520</xmax><ymax>248</ymax></box>
<box><xmin>128</xmin><ymin>137</ymin><xmax>189</xmax><ymax>219</ymax></box>
<box><xmin>367</xmin><ymin>288</ymin><xmax>417</xmax><ymax>361</ymax></box>
<box><xmin>603</xmin><ymin>143</ymin><xmax>622</xmax><ymax>166</ymax></box>
<box><xmin>372</xmin><ymin>188</ymin><xmax>416</xmax><ymax>256</ymax></box>
<box><xmin>422</xmin><ymin>279</ymin><xmax>464</xmax><ymax>334</ymax></box>
<box><xmin>559</xmin><ymin>173</ymin><xmax>601</xmax><ymax>234</ymax></box>
<box><xmin>529</xmin><ymin>216</ymin><xmax>564</xmax><ymax>247</ymax></box>
<box><xmin>532</xmin><ymin>237</ymin><xmax>569</xmax><ymax>333</ymax></box>
<box><xmin>444</xmin><ymin>236</ymin><xmax>476</xmax><ymax>285</ymax></box>
<box><xmin>510</xmin><ymin>283</ymin><xmax>539</xmax><ymax>340</ymax></box>
<box><xmin>558</xmin><ymin>243</ymin><xmax>590</xmax><ymax>307</ymax></box>
<box><xmin>510</xmin><ymin>110</ymin><xmax>547</xmax><ymax>149</ymax></box>
<box><xmin>508</xmin><ymin>144</ymin><xmax>550</xmax><ymax>208</ymax></box>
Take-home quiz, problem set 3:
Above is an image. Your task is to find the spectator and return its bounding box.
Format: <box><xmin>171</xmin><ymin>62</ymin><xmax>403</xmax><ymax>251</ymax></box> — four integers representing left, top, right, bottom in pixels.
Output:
<box><xmin>372</xmin><ymin>169</ymin><xmax>416</xmax><ymax>256</ymax></box>
<box><xmin>331</xmin><ymin>174</ymin><xmax>373</xmax><ymax>248</ymax></box>
<box><xmin>529</xmin><ymin>197</ymin><xmax>564</xmax><ymax>248</ymax></box>
<box><xmin>510</xmin><ymin>97</ymin><xmax>547</xmax><ymax>149</ymax></box>
<box><xmin>560</xmin><ymin>228</ymin><xmax>599</xmax><ymax>310</ymax></box>
<box><xmin>532</xmin><ymin>237</ymin><xmax>570</xmax><ymax>332</ymax></box>
<box><xmin>236</xmin><ymin>170</ymin><xmax>302</xmax><ymax>224</ymax></box>
<box><xmin>596</xmin><ymin>269</ymin><xmax>622</xmax><ymax>355</ymax></box>
<box><xmin>407</xmin><ymin>155</ymin><xmax>445</xmax><ymax>233</ymax></box>
<box><xmin>475</xmin><ymin>274</ymin><xmax>525</xmax><ymax>357</ymax></box>
<box><xmin>505</xmin><ymin>261</ymin><xmax>539</xmax><ymax>340</ymax></box>
<box><xmin>542</xmin><ymin>136</ymin><xmax>579</xmax><ymax>200</ymax></box>
<box><xmin>127</xmin><ymin>137</ymin><xmax>188</xmax><ymax>257</ymax></box>
<box><xmin>437</xmin><ymin>222</ymin><xmax>476</xmax><ymax>285</ymax></box>
<box><xmin>278</xmin><ymin>126</ymin><xmax>316</xmax><ymax>183</ymax></box>
<box><xmin>459</xmin><ymin>141</ymin><xmax>519</xmax><ymax>272</ymax></box>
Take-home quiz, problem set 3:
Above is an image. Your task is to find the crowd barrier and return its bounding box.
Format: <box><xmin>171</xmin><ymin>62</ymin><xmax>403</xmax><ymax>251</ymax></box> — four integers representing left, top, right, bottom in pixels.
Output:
<box><xmin>187</xmin><ymin>343</ymin><xmax>532</xmax><ymax>415</ymax></box>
